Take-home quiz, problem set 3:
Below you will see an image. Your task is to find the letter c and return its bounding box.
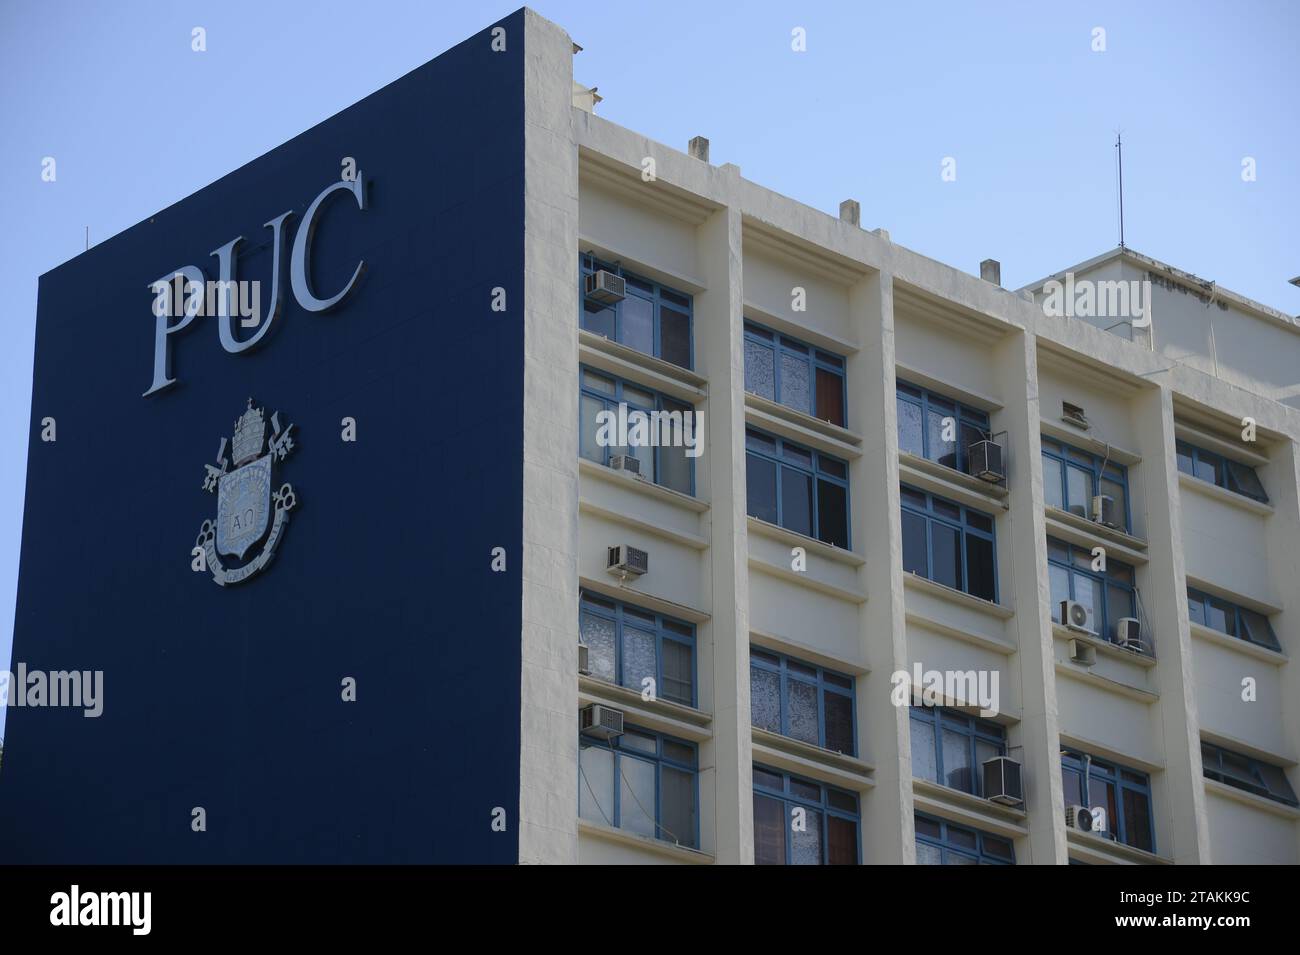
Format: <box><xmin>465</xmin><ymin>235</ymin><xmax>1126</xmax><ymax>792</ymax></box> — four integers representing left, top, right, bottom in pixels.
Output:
<box><xmin>291</xmin><ymin>172</ymin><xmax>367</xmax><ymax>312</ymax></box>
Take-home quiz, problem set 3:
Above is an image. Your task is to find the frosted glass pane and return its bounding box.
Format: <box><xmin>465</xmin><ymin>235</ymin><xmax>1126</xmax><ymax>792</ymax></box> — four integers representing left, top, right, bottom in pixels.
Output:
<box><xmin>791</xmin><ymin>808</ymin><xmax>824</xmax><ymax>864</ymax></box>
<box><xmin>911</xmin><ymin>719</ymin><xmax>938</xmax><ymax>783</ymax></box>
<box><xmin>618</xmin><ymin>756</ymin><xmax>657</xmax><ymax>838</ymax></box>
<box><xmin>780</xmin><ymin>353</ymin><xmax>812</xmax><ymax>414</ymax></box>
<box><xmin>916</xmin><ymin>842</ymin><xmax>943</xmax><ymax>865</ymax></box>
<box><xmin>580</xmin><ymin>395</ymin><xmax>604</xmax><ymax>463</ymax></box>
<box><xmin>1042</xmin><ymin>454</ymin><xmax>1063</xmax><ymax>509</ymax></box>
<box><xmin>788</xmin><ymin>679</ymin><xmax>819</xmax><ymax>745</ymax></box>
<box><xmin>622</xmin><ymin>627</ymin><xmax>657</xmax><ymax>695</ymax></box>
<box><xmin>580</xmin><ymin>612</ymin><xmax>616</xmax><ymax>683</ymax></box>
<box><xmin>750</xmin><ymin>667</ymin><xmax>781</xmax><ymax>733</ymax></box>
<box><xmin>745</xmin><ymin>340</ymin><xmax>775</xmax><ymax>400</ymax></box>
<box><xmin>897</xmin><ymin>399</ymin><xmax>924</xmax><ymax>456</ymax></box>
<box><xmin>943</xmin><ymin>727</ymin><xmax>974</xmax><ymax>793</ymax></box>
<box><xmin>578</xmin><ymin>745</ymin><xmax>614</xmax><ymax>826</ymax></box>
<box><xmin>661</xmin><ymin>766</ymin><xmax>696</xmax><ymax>848</ymax></box>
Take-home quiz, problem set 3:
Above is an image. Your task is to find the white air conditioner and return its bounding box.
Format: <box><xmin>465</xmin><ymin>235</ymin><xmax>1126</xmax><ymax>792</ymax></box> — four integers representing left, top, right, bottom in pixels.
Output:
<box><xmin>584</xmin><ymin>270</ymin><xmax>626</xmax><ymax>306</ymax></box>
<box><xmin>578</xmin><ymin>643</ymin><xmax>590</xmax><ymax>675</ymax></box>
<box><xmin>607</xmin><ymin>544</ymin><xmax>649</xmax><ymax>577</ymax></box>
<box><xmin>982</xmin><ymin>756</ymin><xmax>1024</xmax><ymax>807</ymax></box>
<box><xmin>1068</xmin><ymin>638</ymin><xmax>1097</xmax><ymax>667</ymax></box>
<box><xmin>1091</xmin><ymin>494</ymin><xmax>1119</xmax><ymax>528</ymax></box>
<box><xmin>1065</xmin><ymin>804</ymin><xmax>1096</xmax><ymax>832</ymax></box>
<box><xmin>609</xmin><ymin>454</ymin><xmax>642</xmax><ymax>476</ymax></box>
<box><xmin>1060</xmin><ymin>599</ymin><xmax>1092</xmax><ymax>634</ymax></box>
<box><xmin>966</xmin><ymin>440</ymin><xmax>1005</xmax><ymax>484</ymax></box>
<box><xmin>579</xmin><ymin>703</ymin><xmax>624</xmax><ymax>740</ymax></box>
<box><xmin>1116</xmin><ymin>617</ymin><xmax>1145</xmax><ymax>652</ymax></box>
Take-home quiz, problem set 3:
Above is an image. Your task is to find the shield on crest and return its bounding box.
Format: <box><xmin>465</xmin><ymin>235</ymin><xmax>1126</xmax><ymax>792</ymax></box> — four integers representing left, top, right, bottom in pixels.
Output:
<box><xmin>216</xmin><ymin>454</ymin><xmax>273</xmax><ymax>559</ymax></box>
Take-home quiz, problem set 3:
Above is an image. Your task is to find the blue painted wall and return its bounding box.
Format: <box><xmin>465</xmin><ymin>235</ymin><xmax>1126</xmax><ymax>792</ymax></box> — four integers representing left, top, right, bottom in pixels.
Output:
<box><xmin>0</xmin><ymin>12</ymin><xmax>525</xmax><ymax>863</ymax></box>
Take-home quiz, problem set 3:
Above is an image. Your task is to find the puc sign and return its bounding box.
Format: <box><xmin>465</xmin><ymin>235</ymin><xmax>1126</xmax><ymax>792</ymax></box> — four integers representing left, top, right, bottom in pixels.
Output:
<box><xmin>143</xmin><ymin>172</ymin><xmax>369</xmax><ymax>397</ymax></box>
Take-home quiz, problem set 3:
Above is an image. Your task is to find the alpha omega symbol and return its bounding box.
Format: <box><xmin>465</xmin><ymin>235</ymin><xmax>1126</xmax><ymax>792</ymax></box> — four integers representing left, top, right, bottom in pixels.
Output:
<box><xmin>194</xmin><ymin>399</ymin><xmax>298</xmax><ymax>586</ymax></box>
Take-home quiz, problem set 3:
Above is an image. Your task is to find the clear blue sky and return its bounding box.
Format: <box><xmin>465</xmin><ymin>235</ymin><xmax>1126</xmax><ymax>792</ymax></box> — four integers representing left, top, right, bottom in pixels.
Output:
<box><xmin>1</xmin><ymin>1</ymin><xmax>1297</xmax><ymax>734</ymax></box>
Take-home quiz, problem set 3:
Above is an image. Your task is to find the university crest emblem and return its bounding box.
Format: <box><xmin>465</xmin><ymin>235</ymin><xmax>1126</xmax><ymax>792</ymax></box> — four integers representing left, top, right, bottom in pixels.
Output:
<box><xmin>194</xmin><ymin>399</ymin><xmax>298</xmax><ymax>586</ymax></box>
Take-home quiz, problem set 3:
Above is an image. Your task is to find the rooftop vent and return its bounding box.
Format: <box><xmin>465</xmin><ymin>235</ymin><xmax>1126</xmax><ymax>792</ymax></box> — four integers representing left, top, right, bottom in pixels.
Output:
<box><xmin>980</xmin><ymin>259</ymin><xmax>1002</xmax><ymax>286</ymax></box>
<box><xmin>839</xmin><ymin>199</ymin><xmax>861</xmax><ymax>227</ymax></box>
<box><xmin>688</xmin><ymin>136</ymin><xmax>710</xmax><ymax>162</ymax></box>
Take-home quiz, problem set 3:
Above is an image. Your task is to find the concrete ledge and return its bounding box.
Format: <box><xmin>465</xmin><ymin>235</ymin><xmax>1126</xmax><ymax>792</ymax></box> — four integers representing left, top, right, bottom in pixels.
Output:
<box><xmin>748</xmin><ymin>553</ymin><xmax>868</xmax><ymax>604</ymax></box>
<box><xmin>578</xmin><ymin>328</ymin><xmax>709</xmax><ymax>392</ymax></box>
<box><xmin>1066</xmin><ymin>828</ymin><xmax>1173</xmax><ymax>865</ymax></box>
<box><xmin>744</xmin><ymin>404</ymin><xmax>863</xmax><ymax>459</ymax></box>
<box><xmin>746</xmin><ymin>516</ymin><xmax>864</xmax><ymax>566</ymax></box>
<box><xmin>749</xmin><ymin>627</ymin><xmax>870</xmax><ymax>675</ymax></box>
<box><xmin>900</xmin><ymin>454</ymin><xmax>1009</xmax><ymax>512</ymax></box>
<box><xmin>1203</xmin><ymin>778</ymin><xmax>1300</xmax><ymax>820</ymax></box>
<box><xmin>752</xmin><ymin>734</ymin><xmax>876</xmax><ymax>791</ymax></box>
<box><xmin>1190</xmin><ymin>621</ymin><xmax>1287</xmax><ymax>665</ymax></box>
<box><xmin>744</xmin><ymin>391</ymin><xmax>864</xmax><ymax>447</ymax></box>
<box><xmin>1044</xmin><ymin>507</ymin><xmax>1148</xmax><ymax>559</ymax></box>
<box><xmin>580</xmin><ymin>497</ymin><xmax>709</xmax><ymax>549</ymax></box>
<box><xmin>1177</xmin><ymin>469</ymin><xmax>1275</xmax><ymax>516</ymax></box>
<box><xmin>578</xmin><ymin>574</ymin><xmax>710</xmax><ymax>623</ymax></box>
<box><xmin>578</xmin><ymin>677</ymin><xmax>713</xmax><ymax>742</ymax></box>
<box><xmin>911</xmin><ymin>779</ymin><xmax>1029</xmax><ymax>839</ymax></box>
<box><xmin>578</xmin><ymin>819</ymin><xmax>715</xmax><ymax>863</ymax></box>
<box><xmin>903</xmin><ymin>572</ymin><xmax>1015</xmax><ymax>619</ymax></box>
<box><xmin>579</xmin><ymin>457</ymin><xmax>711</xmax><ymax>513</ymax></box>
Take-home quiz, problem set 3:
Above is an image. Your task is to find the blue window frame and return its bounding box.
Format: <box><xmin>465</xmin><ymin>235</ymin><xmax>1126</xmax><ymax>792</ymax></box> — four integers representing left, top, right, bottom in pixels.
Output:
<box><xmin>745</xmin><ymin>427</ymin><xmax>850</xmax><ymax>548</ymax></box>
<box><xmin>578</xmin><ymin>366</ymin><xmax>696</xmax><ymax>496</ymax></box>
<box><xmin>1176</xmin><ymin>439</ymin><xmax>1268</xmax><ymax>503</ymax></box>
<box><xmin>1060</xmin><ymin>749</ymin><xmax>1155</xmax><ymax>853</ymax></box>
<box><xmin>743</xmin><ymin>321</ymin><xmax>847</xmax><ymax>427</ymax></box>
<box><xmin>1201</xmin><ymin>741</ymin><xmax>1298</xmax><ymax>807</ymax></box>
<box><xmin>1047</xmin><ymin>536</ymin><xmax>1137</xmax><ymax>645</ymax></box>
<box><xmin>896</xmin><ymin>380</ymin><xmax>991</xmax><ymax>474</ymax></box>
<box><xmin>752</xmin><ymin>764</ymin><xmax>860</xmax><ymax>864</ymax></box>
<box><xmin>580</xmin><ymin>254</ymin><xmax>693</xmax><ymax>369</ymax></box>
<box><xmin>900</xmin><ymin>485</ymin><xmax>998</xmax><ymax>601</ymax></box>
<box><xmin>750</xmin><ymin>648</ymin><xmax>856</xmax><ymax>755</ymax></box>
<box><xmin>579</xmin><ymin>592</ymin><xmax>696</xmax><ymax>706</ymax></box>
<box><xmin>914</xmin><ymin>813</ymin><xmax>1014</xmax><ymax>864</ymax></box>
<box><xmin>909</xmin><ymin>706</ymin><xmax>1006</xmax><ymax>796</ymax></box>
<box><xmin>579</xmin><ymin>725</ymin><xmax>699</xmax><ymax>847</ymax></box>
<box><xmin>1041</xmin><ymin>436</ymin><xmax>1131</xmax><ymax>532</ymax></box>
<box><xmin>1187</xmin><ymin>587</ymin><xmax>1281</xmax><ymax>652</ymax></box>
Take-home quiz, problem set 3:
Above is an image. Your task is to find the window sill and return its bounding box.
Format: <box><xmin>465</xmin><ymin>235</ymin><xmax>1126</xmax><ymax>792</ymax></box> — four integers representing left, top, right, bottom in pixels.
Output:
<box><xmin>1066</xmin><ymin>829</ymin><xmax>1172</xmax><ymax>866</ymax></box>
<box><xmin>752</xmin><ymin>731</ymin><xmax>875</xmax><ymax>791</ymax></box>
<box><xmin>578</xmin><ymin>675</ymin><xmax>713</xmax><ymax>742</ymax></box>
<box><xmin>743</xmin><ymin>392</ymin><xmax>863</xmax><ymax>448</ymax></box>
<box><xmin>578</xmin><ymin>575</ymin><xmax>710</xmax><ymax>624</ymax></box>
<box><xmin>1176</xmin><ymin>471</ymin><xmax>1274</xmax><ymax>516</ymax></box>
<box><xmin>1044</xmin><ymin>506</ymin><xmax>1148</xmax><ymax>560</ymax></box>
<box><xmin>1054</xmin><ymin>659</ymin><xmax>1159</xmax><ymax>703</ymax></box>
<box><xmin>1202</xmin><ymin>778</ymin><xmax>1300</xmax><ymax>820</ymax></box>
<box><xmin>749</xmin><ymin>627</ymin><xmax>870</xmax><ymax>675</ymax></box>
<box><xmin>1052</xmin><ymin>624</ymin><xmax>1157</xmax><ymax>668</ymax></box>
<box><xmin>1190</xmin><ymin>622</ymin><xmax>1287</xmax><ymax>665</ymax></box>
<box><xmin>898</xmin><ymin>452</ymin><xmax>1009</xmax><ymax>510</ymax></box>
<box><xmin>1174</xmin><ymin>421</ymin><xmax>1270</xmax><ymax>469</ymax></box>
<box><xmin>744</xmin><ymin>402</ymin><xmax>862</xmax><ymax>460</ymax></box>
<box><xmin>1040</xmin><ymin>421</ymin><xmax>1142</xmax><ymax>467</ymax></box>
<box><xmin>910</xmin><ymin>779</ymin><xmax>1029</xmax><ymax>838</ymax></box>
<box><xmin>577</xmin><ymin>819</ymin><xmax>714</xmax><ymax>863</ymax></box>
<box><xmin>580</xmin><ymin>457</ymin><xmax>711</xmax><ymax>513</ymax></box>
<box><xmin>578</xmin><ymin>329</ymin><xmax>707</xmax><ymax>397</ymax></box>
<box><xmin>746</xmin><ymin>517</ymin><xmax>864</xmax><ymax>567</ymax></box>
<box><xmin>903</xmin><ymin>572</ymin><xmax>1014</xmax><ymax>619</ymax></box>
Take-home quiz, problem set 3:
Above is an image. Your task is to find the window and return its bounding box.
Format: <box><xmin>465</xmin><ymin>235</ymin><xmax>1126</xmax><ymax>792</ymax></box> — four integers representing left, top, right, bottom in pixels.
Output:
<box><xmin>580</xmin><ymin>254</ymin><xmax>693</xmax><ymax>369</ymax></box>
<box><xmin>1187</xmin><ymin>587</ymin><xmax>1281</xmax><ymax>652</ymax></box>
<box><xmin>900</xmin><ymin>485</ymin><xmax>997</xmax><ymax>601</ymax></box>
<box><xmin>752</xmin><ymin>764</ymin><xmax>859</xmax><ymax>864</ymax></box>
<box><xmin>909</xmin><ymin>706</ymin><xmax>1006</xmax><ymax>796</ymax></box>
<box><xmin>579</xmin><ymin>592</ymin><xmax>696</xmax><ymax>706</ymax></box>
<box><xmin>1201</xmin><ymin>741</ymin><xmax>1298</xmax><ymax>807</ymax></box>
<box><xmin>1060</xmin><ymin>749</ymin><xmax>1155</xmax><ymax>853</ymax></box>
<box><xmin>1041</xmin><ymin>436</ymin><xmax>1131</xmax><ymax>532</ymax></box>
<box><xmin>745</xmin><ymin>428</ymin><xmax>850</xmax><ymax>548</ymax></box>
<box><xmin>579</xmin><ymin>367</ymin><xmax>696</xmax><ymax>495</ymax></box>
<box><xmin>914</xmin><ymin>814</ymin><xmax>1014</xmax><ymax>864</ymax></box>
<box><xmin>750</xmin><ymin>648</ymin><xmax>855</xmax><ymax>755</ymax></box>
<box><xmin>1047</xmin><ymin>537</ymin><xmax>1137</xmax><ymax>644</ymax></box>
<box><xmin>744</xmin><ymin>321</ymin><xmax>847</xmax><ymax>426</ymax></box>
<box><xmin>1176</xmin><ymin>439</ymin><xmax>1268</xmax><ymax>504</ymax></box>
<box><xmin>896</xmin><ymin>380</ymin><xmax>991</xmax><ymax>474</ymax></box>
<box><xmin>579</xmin><ymin>726</ymin><xmax>698</xmax><ymax>847</ymax></box>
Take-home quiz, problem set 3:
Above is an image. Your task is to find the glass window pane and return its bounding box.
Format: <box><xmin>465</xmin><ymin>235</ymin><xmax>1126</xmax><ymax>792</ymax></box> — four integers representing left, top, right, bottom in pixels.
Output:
<box><xmin>916</xmin><ymin>842</ymin><xmax>943</xmax><ymax>865</ymax></box>
<box><xmin>1122</xmin><ymin>788</ymin><xmax>1153</xmax><ymax>852</ymax></box>
<box><xmin>580</xmin><ymin>611</ymin><xmax>616</xmax><ymax>683</ymax></box>
<box><xmin>824</xmin><ymin>690</ymin><xmax>854</xmax><ymax>755</ymax></box>
<box><xmin>782</xmin><ymin>442</ymin><xmax>813</xmax><ymax>468</ymax></box>
<box><xmin>746</xmin><ymin>454</ymin><xmax>778</xmax><ymax>524</ymax></box>
<box><xmin>659</xmin><ymin>306</ymin><xmax>691</xmax><ymax>368</ymax></box>
<box><xmin>1227</xmin><ymin>460</ymin><xmax>1267</xmax><ymax>501</ymax></box>
<box><xmin>827</xmin><ymin>816</ymin><xmax>857</xmax><ymax>865</ymax></box>
<box><xmin>787</xmin><ymin>679</ymin><xmax>819</xmax><ymax>745</ymax></box>
<box><xmin>1257</xmin><ymin>763</ymin><xmax>1298</xmax><ymax>803</ymax></box>
<box><xmin>948</xmin><ymin>826</ymin><xmax>977</xmax><ymax>850</ymax></box>
<box><xmin>927</xmin><ymin>407</ymin><xmax>957</xmax><ymax>468</ymax></box>
<box><xmin>750</xmin><ymin>666</ymin><xmax>781</xmax><ymax>733</ymax></box>
<box><xmin>663</xmin><ymin>740</ymin><xmax>694</xmax><ymax>766</ymax></box>
<box><xmin>1193</xmin><ymin>451</ymin><xmax>1218</xmax><ymax>486</ymax></box>
<box><xmin>1107</xmin><ymin>584</ymin><xmax>1134</xmax><ymax>641</ymax></box>
<box><xmin>965</xmin><ymin>534</ymin><xmax>996</xmax><ymax>601</ymax></box>
<box><xmin>621</xmin><ymin>626</ymin><xmax>657</xmax><ymax>694</ymax></box>
<box><xmin>1062</xmin><ymin>765</ymin><xmax>1084</xmax><ymax>806</ymax></box>
<box><xmin>1187</xmin><ymin>592</ymin><xmax>1205</xmax><ymax>627</ymax></box>
<box><xmin>580</xmin><ymin>395</ymin><xmax>606</xmax><ymax>463</ymax></box>
<box><xmin>902</xmin><ymin>510</ymin><xmax>928</xmax><ymax>577</ymax></box>
<box><xmin>1049</xmin><ymin>565</ymin><xmax>1070</xmax><ymax>622</ymax></box>
<box><xmin>897</xmin><ymin>398</ymin><xmax>924</xmax><ymax>457</ymax></box>
<box><xmin>659</xmin><ymin>443</ymin><xmax>691</xmax><ymax>495</ymax></box>
<box><xmin>1089</xmin><ymin>776</ymin><xmax>1118</xmax><ymax>839</ymax></box>
<box><xmin>816</xmin><ymin>479</ymin><xmax>849</xmax><ymax>548</ymax></box>
<box><xmin>582</xmin><ymin>300</ymin><xmax>616</xmax><ymax>338</ymax></box>
<box><xmin>815</xmin><ymin>367</ymin><xmax>845</xmax><ymax>426</ymax></box>
<box><xmin>578</xmin><ymin>744</ymin><xmax>614</xmax><ymax>826</ymax></box>
<box><xmin>753</xmin><ymin>765</ymin><xmax>784</xmax><ymax>791</ymax></box>
<box><xmin>1206</xmin><ymin>598</ymin><xmax>1234</xmax><ymax>636</ymax></box>
<box><xmin>745</xmin><ymin>339</ymin><xmax>776</xmax><ymax>400</ymax></box>
<box><xmin>915</xmin><ymin>815</ymin><xmax>942</xmax><ymax>839</ymax></box>
<box><xmin>620</xmin><ymin>730</ymin><xmax>657</xmax><ymax>755</ymax></box>
<box><xmin>618</xmin><ymin>756</ymin><xmax>657</xmax><ymax>838</ymax></box>
<box><xmin>780</xmin><ymin>352</ymin><xmax>812</xmax><ymax>414</ymax></box>
<box><xmin>911</xmin><ymin>717</ymin><xmax>938</xmax><ymax>783</ymax></box>
<box><xmin>1176</xmin><ymin>441</ymin><xmax>1193</xmax><ymax>475</ymax></box>
<box><xmin>753</xmin><ymin>794</ymin><xmax>786</xmax><ymax>864</ymax></box>
<box><xmin>931</xmin><ymin>522</ymin><xmax>961</xmax><ymax>590</ymax></box>
<box><xmin>1100</xmin><ymin>476</ymin><xmax>1127</xmax><ymax>530</ymax></box>
<box><xmin>791</xmin><ymin>808</ymin><xmax>824</xmax><ymax>865</ymax></box>
<box><xmin>1071</xmin><ymin>574</ymin><xmax>1102</xmax><ymax>635</ymax></box>
<box><xmin>746</xmin><ymin>428</ymin><xmax>777</xmax><ymax>454</ymax></box>
<box><xmin>661</xmin><ymin>639</ymin><xmax>693</xmax><ymax>705</ymax></box>
<box><xmin>933</xmin><ymin>498</ymin><xmax>961</xmax><ymax>521</ymax></box>
<box><xmin>621</xmin><ymin>295</ymin><xmax>654</xmax><ymax>356</ymax></box>
<box><xmin>661</xmin><ymin>765</ymin><xmax>696</xmax><ymax>848</ymax></box>
<box><xmin>1067</xmin><ymin>466</ymin><xmax>1091</xmax><ymax>517</ymax></box>
<box><xmin>780</xmin><ymin>466</ymin><xmax>813</xmax><ymax>537</ymax></box>
<box><xmin>966</xmin><ymin>510</ymin><xmax>993</xmax><ymax>534</ymax></box>
<box><xmin>945</xmin><ymin>851</ymin><xmax>978</xmax><ymax>865</ymax></box>
<box><xmin>942</xmin><ymin>728</ymin><xmax>975</xmax><ymax>793</ymax></box>
<box><xmin>1241</xmin><ymin>608</ymin><xmax>1280</xmax><ymax>650</ymax></box>
<box><xmin>983</xmin><ymin>835</ymin><xmax>1014</xmax><ymax>861</ymax></box>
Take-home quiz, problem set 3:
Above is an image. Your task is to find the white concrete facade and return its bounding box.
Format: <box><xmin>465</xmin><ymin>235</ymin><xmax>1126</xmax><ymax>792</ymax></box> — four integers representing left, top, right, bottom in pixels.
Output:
<box><xmin>517</xmin><ymin>10</ymin><xmax>1300</xmax><ymax>865</ymax></box>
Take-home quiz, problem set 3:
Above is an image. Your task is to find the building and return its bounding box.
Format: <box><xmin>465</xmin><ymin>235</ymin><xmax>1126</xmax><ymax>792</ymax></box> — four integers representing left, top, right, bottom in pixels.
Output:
<box><xmin>3</xmin><ymin>8</ymin><xmax>1298</xmax><ymax>864</ymax></box>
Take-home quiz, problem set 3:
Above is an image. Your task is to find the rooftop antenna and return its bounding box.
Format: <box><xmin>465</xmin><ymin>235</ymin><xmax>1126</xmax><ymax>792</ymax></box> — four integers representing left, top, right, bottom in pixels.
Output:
<box><xmin>1115</xmin><ymin>131</ymin><xmax>1126</xmax><ymax>250</ymax></box>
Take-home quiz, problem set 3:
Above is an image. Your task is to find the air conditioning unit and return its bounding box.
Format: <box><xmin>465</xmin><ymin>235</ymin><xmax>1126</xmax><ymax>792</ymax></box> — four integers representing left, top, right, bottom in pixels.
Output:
<box><xmin>983</xmin><ymin>756</ymin><xmax>1024</xmax><ymax>808</ymax></box>
<box><xmin>579</xmin><ymin>703</ymin><xmax>624</xmax><ymax>740</ymax></box>
<box><xmin>1062</xmin><ymin>401</ymin><xmax>1090</xmax><ymax>430</ymax></box>
<box><xmin>1065</xmin><ymin>804</ymin><xmax>1097</xmax><ymax>832</ymax></box>
<box><xmin>1060</xmin><ymin>599</ymin><xmax>1092</xmax><ymax>634</ymax></box>
<box><xmin>1068</xmin><ymin>638</ymin><xmax>1097</xmax><ymax>667</ymax></box>
<box><xmin>966</xmin><ymin>440</ymin><xmax>1005</xmax><ymax>484</ymax></box>
<box><xmin>1091</xmin><ymin>494</ymin><xmax>1119</xmax><ymax>528</ymax></box>
<box><xmin>607</xmin><ymin>544</ymin><xmax>649</xmax><ymax>578</ymax></box>
<box><xmin>584</xmin><ymin>270</ymin><xmax>626</xmax><ymax>306</ymax></box>
<box><xmin>609</xmin><ymin>454</ymin><xmax>642</xmax><ymax>476</ymax></box>
<box><xmin>1116</xmin><ymin>617</ymin><xmax>1145</xmax><ymax>653</ymax></box>
<box><xmin>578</xmin><ymin>643</ymin><xmax>591</xmax><ymax>675</ymax></box>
